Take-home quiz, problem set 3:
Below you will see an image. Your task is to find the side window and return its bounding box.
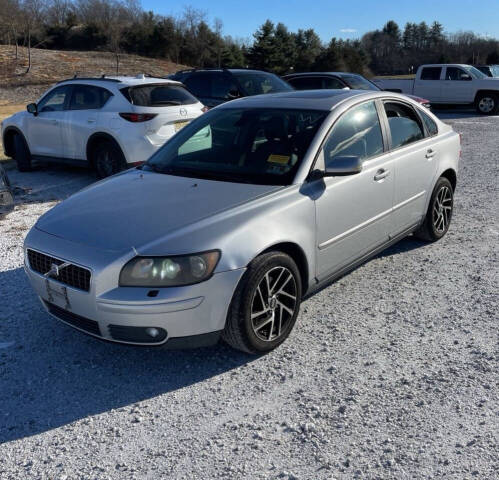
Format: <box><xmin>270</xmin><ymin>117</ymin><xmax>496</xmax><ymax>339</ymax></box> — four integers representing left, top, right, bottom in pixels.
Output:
<box><xmin>323</xmin><ymin>101</ymin><xmax>384</xmax><ymax>163</ymax></box>
<box><xmin>384</xmin><ymin>102</ymin><xmax>425</xmax><ymax>148</ymax></box>
<box><xmin>323</xmin><ymin>77</ymin><xmax>345</xmax><ymax>89</ymax></box>
<box><xmin>420</xmin><ymin>67</ymin><xmax>442</xmax><ymax>80</ymax></box>
<box><xmin>184</xmin><ymin>73</ymin><xmax>212</xmax><ymax>98</ymax></box>
<box><xmin>37</xmin><ymin>86</ymin><xmax>71</xmax><ymax>112</ymax></box>
<box><xmin>69</xmin><ymin>85</ymin><xmax>112</xmax><ymax>110</ymax></box>
<box><xmin>420</xmin><ymin>110</ymin><xmax>438</xmax><ymax>136</ymax></box>
<box><xmin>289</xmin><ymin>77</ymin><xmax>323</xmax><ymax>90</ymax></box>
<box><xmin>211</xmin><ymin>73</ymin><xmax>239</xmax><ymax>99</ymax></box>
<box><xmin>445</xmin><ymin>67</ymin><xmax>470</xmax><ymax>81</ymax></box>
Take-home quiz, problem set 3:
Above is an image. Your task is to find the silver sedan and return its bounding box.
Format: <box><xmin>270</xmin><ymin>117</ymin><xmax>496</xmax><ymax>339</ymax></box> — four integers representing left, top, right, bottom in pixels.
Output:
<box><xmin>24</xmin><ymin>90</ymin><xmax>460</xmax><ymax>353</ymax></box>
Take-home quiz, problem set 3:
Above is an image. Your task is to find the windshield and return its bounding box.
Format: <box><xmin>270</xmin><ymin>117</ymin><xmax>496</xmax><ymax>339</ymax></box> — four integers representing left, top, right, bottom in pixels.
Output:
<box><xmin>232</xmin><ymin>72</ymin><xmax>293</xmax><ymax>96</ymax></box>
<box><xmin>144</xmin><ymin>108</ymin><xmax>328</xmax><ymax>185</ymax></box>
<box><xmin>463</xmin><ymin>66</ymin><xmax>488</xmax><ymax>79</ymax></box>
<box><xmin>338</xmin><ymin>74</ymin><xmax>380</xmax><ymax>91</ymax></box>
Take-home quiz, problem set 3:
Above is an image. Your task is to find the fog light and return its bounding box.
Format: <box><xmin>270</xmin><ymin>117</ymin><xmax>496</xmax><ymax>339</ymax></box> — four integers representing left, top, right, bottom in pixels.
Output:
<box><xmin>146</xmin><ymin>327</ymin><xmax>160</xmax><ymax>338</ymax></box>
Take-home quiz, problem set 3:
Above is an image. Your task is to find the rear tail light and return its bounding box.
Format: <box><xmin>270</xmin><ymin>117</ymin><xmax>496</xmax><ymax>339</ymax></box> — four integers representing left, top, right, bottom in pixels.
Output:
<box><xmin>201</xmin><ymin>106</ymin><xmax>209</xmax><ymax>113</ymax></box>
<box><xmin>119</xmin><ymin>113</ymin><xmax>157</xmax><ymax>122</ymax></box>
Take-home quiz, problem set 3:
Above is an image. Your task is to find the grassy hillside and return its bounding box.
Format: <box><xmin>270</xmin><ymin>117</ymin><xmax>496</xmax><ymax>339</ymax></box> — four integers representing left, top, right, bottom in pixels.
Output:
<box><xmin>0</xmin><ymin>45</ymin><xmax>189</xmax><ymax>104</ymax></box>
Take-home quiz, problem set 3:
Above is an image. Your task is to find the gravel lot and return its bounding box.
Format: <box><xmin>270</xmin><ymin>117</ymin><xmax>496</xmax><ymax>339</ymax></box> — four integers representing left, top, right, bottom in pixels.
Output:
<box><xmin>0</xmin><ymin>110</ymin><xmax>497</xmax><ymax>479</ymax></box>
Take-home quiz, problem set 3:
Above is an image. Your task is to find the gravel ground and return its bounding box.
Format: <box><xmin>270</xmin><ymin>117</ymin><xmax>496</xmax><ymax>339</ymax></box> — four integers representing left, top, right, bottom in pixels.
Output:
<box><xmin>0</xmin><ymin>111</ymin><xmax>498</xmax><ymax>480</ymax></box>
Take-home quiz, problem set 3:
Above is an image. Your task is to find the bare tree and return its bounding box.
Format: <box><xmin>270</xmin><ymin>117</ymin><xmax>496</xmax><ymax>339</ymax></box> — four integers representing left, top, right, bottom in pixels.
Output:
<box><xmin>19</xmin><ymin>0</ymin><xmax>47</xmax><ymax>73</ymax></box>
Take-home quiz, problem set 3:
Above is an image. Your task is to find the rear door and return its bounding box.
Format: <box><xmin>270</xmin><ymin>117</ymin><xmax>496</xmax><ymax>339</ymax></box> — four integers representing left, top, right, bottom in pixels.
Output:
<box><xmin>64</xmin><ymin>84</ymin><xmax>112</xmax><ymax>159</ymax></box>
<box><xmin>414</xmin><ymin>67</ymin><xmax>442</xmax><ymax>102</ymax></box>
<box><xmin>25</xmin><ymin>85</ymin><xmax>71</xmax><ymax>157</ymax></box>
<box><xmin>380</xmin><ymin>101</ymin><xmax>438</xmax><ymax>233</ymax></box>
<box><xmin>314</xmin><ymin>100</ymin><xmax>394</xmax><ymax>280</ymax></box>
<box><xmin>183</xmin><ymin>72</ymin><xmax>239</xmax><ymax>108</ymax></box>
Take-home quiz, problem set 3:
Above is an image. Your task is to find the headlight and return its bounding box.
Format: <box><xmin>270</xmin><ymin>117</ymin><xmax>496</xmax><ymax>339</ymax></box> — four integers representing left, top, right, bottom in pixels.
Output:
<box><xmin>119</xmin><ymin>250</ymin><xmax>220</xmax><ymax>287</ymax></box>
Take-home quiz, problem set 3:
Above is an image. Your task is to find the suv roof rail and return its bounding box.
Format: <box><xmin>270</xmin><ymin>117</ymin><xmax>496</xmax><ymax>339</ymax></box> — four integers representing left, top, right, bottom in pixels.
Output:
<box><xmin>57</xmin><ymin>76</ymin><xmax>122</xmax><ymax>84</ymax></box>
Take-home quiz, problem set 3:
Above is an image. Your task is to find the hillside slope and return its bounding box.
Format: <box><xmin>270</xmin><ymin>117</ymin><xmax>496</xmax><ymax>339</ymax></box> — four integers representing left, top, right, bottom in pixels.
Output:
<box><xmin>0</xmin><ymin>45</ymin><xmax>188</xmax><ymax>104</ymax></box>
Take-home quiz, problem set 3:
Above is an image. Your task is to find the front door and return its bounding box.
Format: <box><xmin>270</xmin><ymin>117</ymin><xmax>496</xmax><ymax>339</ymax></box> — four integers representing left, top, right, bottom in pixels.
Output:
<box><xmin>25</xmin><ymin>85</ymin><xmax>71</xmax><ymax>158</ymax></box>
<box><xmin>314</xmin><ymin>100</ymin><xmax>394</xmax><ymax>281</ymax></box>
<box><xmin>441</xmin><ymin>67</ymin><xmax>474</xmax><ymax>103</ymax></box>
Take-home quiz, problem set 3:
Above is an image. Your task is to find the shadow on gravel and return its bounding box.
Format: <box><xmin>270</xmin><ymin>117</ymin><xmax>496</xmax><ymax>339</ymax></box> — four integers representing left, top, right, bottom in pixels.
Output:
<box><xmin>375</xmin><ymin>235</ymin><xmax>427</xmax><ymax>259</ymax></box>
<box><xmin>432</xmin><ymin>106</ymin><xmax>490</xmax><ymax>120</ymax></box>
<box><xmin>0</xmin><ymin>267</ymin><xmax>254</xmax><ymax>444</ymax></box>
<box><xmin>6</xmin><ymin>163</ymin><xmax>96</xmax><ymax>210</ymax></box>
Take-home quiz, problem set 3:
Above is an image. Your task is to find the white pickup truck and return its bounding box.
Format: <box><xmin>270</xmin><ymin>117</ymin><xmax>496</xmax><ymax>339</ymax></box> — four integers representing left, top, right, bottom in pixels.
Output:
<box><xmin>373</xmin><ymin>64</ymin><xmax>499</xmax><ymax>114</ymax></box>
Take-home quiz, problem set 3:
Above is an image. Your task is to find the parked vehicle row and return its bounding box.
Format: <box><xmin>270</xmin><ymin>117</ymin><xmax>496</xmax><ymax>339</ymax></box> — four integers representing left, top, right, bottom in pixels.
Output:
<box><xmin>23</xmin><ymin>89</ymin><xmax>460</xmax><ymax>353</ymax></box>
<box><xmin>373</xmin><ymin>64</ymin><xmax>499</xmax><ymax>114</ymax></box>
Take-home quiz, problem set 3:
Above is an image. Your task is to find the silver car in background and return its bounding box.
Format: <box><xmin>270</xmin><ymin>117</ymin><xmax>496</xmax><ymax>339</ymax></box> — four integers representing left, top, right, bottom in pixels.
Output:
<box><xmin>23</xmin><ymin>90</ymin><xmax>460</xmax><ymax>353</ymax></box>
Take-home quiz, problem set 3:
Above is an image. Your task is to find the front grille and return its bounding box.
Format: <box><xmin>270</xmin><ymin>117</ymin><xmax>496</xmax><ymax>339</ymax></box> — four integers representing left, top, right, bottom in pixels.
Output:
<box><xmin>45</xmin><ymin>301</ymin><xmax>101</xmax><ymax>336</ymax></box>
<box><xmin>27</xmin><ymin>249</ymin><xmax>91</xmax><ymax>292</ymax></box>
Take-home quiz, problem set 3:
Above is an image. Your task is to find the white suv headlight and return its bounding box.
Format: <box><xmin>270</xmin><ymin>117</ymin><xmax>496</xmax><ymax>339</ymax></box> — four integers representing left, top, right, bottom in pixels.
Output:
<box><xmin>119</xmin><ymin>251</ymin><xmax>220</xmax><ymax>287</ymax></box>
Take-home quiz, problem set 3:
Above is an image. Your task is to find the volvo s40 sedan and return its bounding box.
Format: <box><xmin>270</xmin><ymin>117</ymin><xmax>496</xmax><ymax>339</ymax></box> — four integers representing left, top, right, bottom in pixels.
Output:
<box><xmin>24</xmin><ymin>90</ymin><xmax>460</xmax><ymax>353</ymax></box>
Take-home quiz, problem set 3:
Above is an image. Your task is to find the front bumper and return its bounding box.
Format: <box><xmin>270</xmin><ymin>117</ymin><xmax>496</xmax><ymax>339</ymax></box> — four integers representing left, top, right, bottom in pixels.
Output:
<box><xmin>24</xmin><ymin>236</ymin><xmax>245</xmax><ymax>347</ymax></box>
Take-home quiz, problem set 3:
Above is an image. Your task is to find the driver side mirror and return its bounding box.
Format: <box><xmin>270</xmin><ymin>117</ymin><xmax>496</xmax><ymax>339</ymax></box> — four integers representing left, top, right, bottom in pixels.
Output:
<box><xmin>324</xmin><ymin>155</ymin><xmax>363</xmax><ymax>176</ymax></box>
<box><xmin>27</xmin><ymin>103</ymin><xmax>38</xmax><ymax>115</ymax></box>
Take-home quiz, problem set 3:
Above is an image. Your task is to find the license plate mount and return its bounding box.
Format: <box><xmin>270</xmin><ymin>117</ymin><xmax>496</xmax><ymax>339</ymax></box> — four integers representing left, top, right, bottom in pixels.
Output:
<box><xmin>45</xmin><ymin>278</ymin><xmax>71</xmax><ymax>310</ymax></box>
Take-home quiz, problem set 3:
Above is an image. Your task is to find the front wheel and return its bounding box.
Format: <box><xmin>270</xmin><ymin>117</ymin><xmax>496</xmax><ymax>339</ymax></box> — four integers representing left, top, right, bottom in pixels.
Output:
<box><xmin>222</xmin><ymin>252</ymin><xmax>302</xmax><ymax>354</ymax></box>
<box><xmin>13</xmin><ymin>134</ymin><xmax>32</xmax><ymax>172</ymax></box>
<box><xmin>415</xmin><ymin>177</ymin><xmax>454</xmax><ymax>242</ymax></box>
<box><xmin>475</xmin><ymin>93</ymin><xmax>498</xmax><ymax>115</ymax></box>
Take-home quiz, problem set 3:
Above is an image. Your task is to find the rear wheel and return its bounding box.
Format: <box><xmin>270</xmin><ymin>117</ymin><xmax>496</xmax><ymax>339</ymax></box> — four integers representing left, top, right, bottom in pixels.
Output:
<box><xmin>13</xmin><ymin>134</ymin><xmax>32</xmax><ymax>172</ymax></box>
<box><xmin>415</xmin><ymin>177</ymin><xmax>454</xmax><ymax>242</ymax></box>
<box><xmin>92</xmin><ymin>140</ymin><xmax>126</xmax><ymax>178</ymax></box>
<box><xmin>222</xmin><ymin>251</ymin><xmax>302</xmax><ymax>354</ymax></box>
<box><xmin>475</xmin><ymin>93</ymin><xmax>498</xmax><ymax>115</ymax></box>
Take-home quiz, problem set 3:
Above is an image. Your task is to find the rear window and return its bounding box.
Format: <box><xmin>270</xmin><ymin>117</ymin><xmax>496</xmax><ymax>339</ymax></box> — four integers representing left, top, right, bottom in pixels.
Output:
<box><xmin>420</xmin><ymin>67</ymin><xmax>442</xmax><ymax>80</ymax></box>
<box><xmin>121</xmin><ymin>84</ymin><xmax>198</xmax><ymax>106</ymax></box>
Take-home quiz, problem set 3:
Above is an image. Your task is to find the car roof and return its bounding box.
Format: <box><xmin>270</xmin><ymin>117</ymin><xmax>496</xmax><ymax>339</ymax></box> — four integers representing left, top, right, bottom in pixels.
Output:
<box><xmin>57</xmin><ymin>75</ymin><xmax>183</xmax><ymax>88</ymax></box>
<box><xmin>284</xmin><ymin>72</ymin><xmax>363</xmax><ymax>78</ymax></box>
<box><xmin>216</xmin><ymin>89</ymin><xmax>381</xmax><ymax>111</ymax></box>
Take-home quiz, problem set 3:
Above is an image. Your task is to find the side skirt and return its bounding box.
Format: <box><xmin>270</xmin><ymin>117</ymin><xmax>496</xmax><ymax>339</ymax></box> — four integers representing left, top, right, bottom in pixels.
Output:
<box><xmin>305</xmin><ymin>222</ymin><xmax>421</xmax><ymax>299</ymax></box>
<box><xmin>32</xmin><ymin>155</ymin><xmax>89</xmax><ymax>168</ymax></box>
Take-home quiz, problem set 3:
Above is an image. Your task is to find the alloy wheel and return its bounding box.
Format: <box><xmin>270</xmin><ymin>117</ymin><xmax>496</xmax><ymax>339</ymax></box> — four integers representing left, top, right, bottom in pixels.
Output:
<box><xmin>432</xmin><ymin>185</ymin><xmax>452</xmax><ymax>234</ymax></box>
<box><xmin>478</xmin><ymin>97</ymin><xmax>495</xmax><ymax>113</ymax></box>
<box><xmin>250</xmin><ymin>266</ymin><xmax>298</xmax><ymax>342</ymax></box>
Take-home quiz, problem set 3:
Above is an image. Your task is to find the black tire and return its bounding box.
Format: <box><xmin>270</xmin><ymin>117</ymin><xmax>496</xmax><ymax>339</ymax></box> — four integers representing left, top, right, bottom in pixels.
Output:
<box><xmin>92</xmin><ymin>140</ymin><xmax>127</xmax><ymax>178</ymax></box>
<box><xmin>414</xmin><ymin>177</ymin><xmax>454</xmax><ymax>242</ymax></box>
<box><xmin>222</xmin><ymin>251</ymin><xmax>302</xmax><ymax>354</ymax></box>
<box><xmin>475</xmin><ymin>93</ymin><xmax>498</xmax><ymax>115</ymax></box>
<box><xmin>13</xmin><ymin>134</ymin><xmax>32</xmax><ymax>172</ymax></box>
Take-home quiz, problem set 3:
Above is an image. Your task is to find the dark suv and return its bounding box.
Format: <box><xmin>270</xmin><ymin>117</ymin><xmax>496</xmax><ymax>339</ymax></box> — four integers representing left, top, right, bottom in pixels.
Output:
<box><xmin>169</xmin><ymin>69</ymin><xmax>293</xmax><ymax>108</ymax></box>
<box><xmin>475</xmin><ymin>65</ymin><xmax>499</xmax><ymax>77</ymax></box>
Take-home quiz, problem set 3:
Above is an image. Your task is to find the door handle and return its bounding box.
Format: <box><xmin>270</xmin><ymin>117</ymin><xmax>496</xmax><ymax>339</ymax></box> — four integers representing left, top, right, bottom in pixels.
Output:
<box><xmin>425</xmin><ymin>149</ymin><xmax>435</xmax><ymax>159</ymax></box>
<box><xmin>51</xmin><ymin>119</ymin><xmax>58</xmax><ymax>125</ymax></box>
<box><xmin>374</xmin><ymin>169</ymin><xmax>390</xmax><ymax>182</ymax></box>
<box><xmin>87</xmin><ymin>118</ymin><xmax>96</xmax><ymax>124</ymax></box>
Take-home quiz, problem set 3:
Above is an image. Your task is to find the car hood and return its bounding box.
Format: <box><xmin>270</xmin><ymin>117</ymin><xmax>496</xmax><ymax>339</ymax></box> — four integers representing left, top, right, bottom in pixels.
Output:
<box><xmin>36</xmin><ymin>169</ymin><xmax>282</xmax><ymax>252</ymax></box>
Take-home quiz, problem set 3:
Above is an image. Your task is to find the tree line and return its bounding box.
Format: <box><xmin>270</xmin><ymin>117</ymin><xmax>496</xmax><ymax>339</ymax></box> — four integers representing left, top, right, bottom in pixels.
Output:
<box><xmin>1</xmin><ymin>0</ymin><xmax>498</xmax><ymax>75</ymax></box>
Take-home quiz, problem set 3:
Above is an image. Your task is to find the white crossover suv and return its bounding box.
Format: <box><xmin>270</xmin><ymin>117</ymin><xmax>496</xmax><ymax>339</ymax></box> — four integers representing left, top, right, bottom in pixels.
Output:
<box><xmin>1</xmin><ymin>75</ymin><xmax>206</xmax><ymax>177</ymax></box>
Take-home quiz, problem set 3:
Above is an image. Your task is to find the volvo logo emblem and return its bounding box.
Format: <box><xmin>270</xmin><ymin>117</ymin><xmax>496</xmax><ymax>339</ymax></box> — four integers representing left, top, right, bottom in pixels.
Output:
<box><xmin>179</xmin><ymin>108</ymin><xmax>187</xmax><ymax>117</ymax></box>
<box><xmin>45</xmin><ymin>262</ymin><xmax>70</xmax><ymax>278</ymax></box>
